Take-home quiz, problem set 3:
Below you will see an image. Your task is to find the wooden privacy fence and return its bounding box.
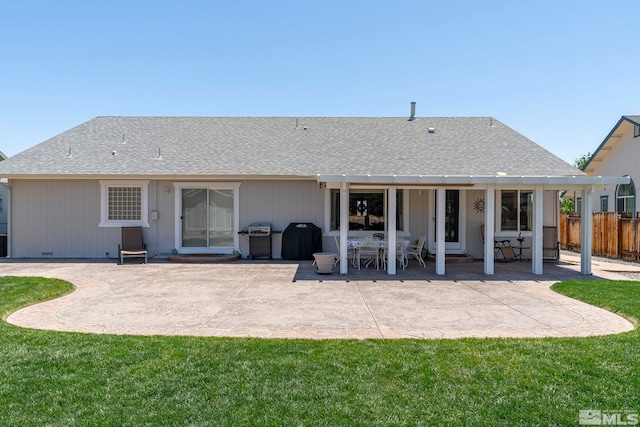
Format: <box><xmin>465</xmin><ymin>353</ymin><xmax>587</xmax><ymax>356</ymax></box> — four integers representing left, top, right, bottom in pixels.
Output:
<box><xmin>560</xmin><ymin>212</ymin><xmax>640</xmax><ymax>261</ymax></box>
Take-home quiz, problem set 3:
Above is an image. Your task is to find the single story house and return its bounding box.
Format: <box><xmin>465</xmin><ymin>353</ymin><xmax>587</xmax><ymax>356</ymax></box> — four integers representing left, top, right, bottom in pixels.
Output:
<box><xmin>0</xmin><ymin>104</ymin><xmax>628</xmax><ymax>275</ymax></box>
<box><xmin>579</xmin><ymin>115</ymin><xmax>639</xmax><ymax>215</ymax></box>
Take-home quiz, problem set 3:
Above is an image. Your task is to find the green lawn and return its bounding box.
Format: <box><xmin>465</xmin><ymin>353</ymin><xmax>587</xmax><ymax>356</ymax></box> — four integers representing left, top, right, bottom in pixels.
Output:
<box><xmin>1</xmin><ymin>276</ymin><xmax>639</xmax><ymax>426</ymax></box>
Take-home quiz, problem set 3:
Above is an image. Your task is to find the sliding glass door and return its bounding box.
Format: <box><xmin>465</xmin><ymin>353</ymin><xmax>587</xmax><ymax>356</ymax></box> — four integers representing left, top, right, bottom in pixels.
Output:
<box><xmin>175</xmin><ymin>183</ymin><xmax>240</xmax><ymax>253</ymax></box>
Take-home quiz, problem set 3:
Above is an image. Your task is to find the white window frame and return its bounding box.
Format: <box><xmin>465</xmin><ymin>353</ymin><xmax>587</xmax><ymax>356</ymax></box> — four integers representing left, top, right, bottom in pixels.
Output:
<box><xmin>323</xmin><ymin>186</ymin><xmax>410</xmax><ymax>236</ymax></box>
<box><xmin>99</xmin><ymin>180</ymin><xmax>149</xmax><ymax>228</ymax></box>
<box><xmin>600</xmin><ymin>195</ymin><xmax>608</xmax><ymax>212</ymax></box>
<box><xmin>173</xmin><ymin>182</ymin><xmax>241</xmax><ymax>254</ymax></box>
<box><xmin>616</xmin><ymin>178</ymin><xmax>636</xmax><ymax>213</ymax></box>
<box><xmin>497</xmin><ymin>189</ymin><xmax>533</xmax><ymax>233</ymax></box>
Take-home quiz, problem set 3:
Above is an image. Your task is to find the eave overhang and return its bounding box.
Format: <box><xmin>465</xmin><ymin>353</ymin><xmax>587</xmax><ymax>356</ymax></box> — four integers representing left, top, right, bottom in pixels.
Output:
<box><xmin>317</xmin><ymin>174</ymin><xmax>630</xmax><ymax>189</ymax></box>
<box><xmin>583</xmin><ymin>116</ymin><xmax>640</xmax><ymax>172</ymax></box>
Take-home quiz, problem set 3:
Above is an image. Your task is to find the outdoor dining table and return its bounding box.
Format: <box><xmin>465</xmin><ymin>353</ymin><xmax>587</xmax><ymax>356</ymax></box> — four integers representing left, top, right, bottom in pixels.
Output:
<box><xmin>347</xmin><ymin>238</ymin><xmax>409</xmax><ymax>269</ymax></box>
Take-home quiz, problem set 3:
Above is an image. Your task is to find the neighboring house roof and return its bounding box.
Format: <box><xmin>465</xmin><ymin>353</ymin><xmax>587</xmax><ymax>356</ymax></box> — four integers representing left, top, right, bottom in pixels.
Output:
<box><xmin>0</xmin><ymin>116</ymin><xmax>583</xmax><ymax>180</ymax></box>
<box><xmin>583</xmin><ymin>115</ymin><xmax>640</xmax><ymax>173</ymax></box>
<box><xmin>0</xmin><ymin>150</ymin><xmax>6</xmax><ymax>161</ymax></box>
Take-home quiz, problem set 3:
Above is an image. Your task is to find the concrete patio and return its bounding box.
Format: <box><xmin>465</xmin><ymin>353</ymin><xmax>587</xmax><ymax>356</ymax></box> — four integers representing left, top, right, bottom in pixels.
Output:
<box><xmin>2</xmin><ymin>255</ymin><xmax>638</xmax><ymax>339</ymax></box>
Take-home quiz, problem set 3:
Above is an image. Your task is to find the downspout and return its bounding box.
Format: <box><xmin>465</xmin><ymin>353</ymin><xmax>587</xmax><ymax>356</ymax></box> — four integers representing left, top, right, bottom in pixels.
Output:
<box><xmin>0</xmin><ymin>181</ymin><xmax>10</xmax><ymax>258</ymax></box>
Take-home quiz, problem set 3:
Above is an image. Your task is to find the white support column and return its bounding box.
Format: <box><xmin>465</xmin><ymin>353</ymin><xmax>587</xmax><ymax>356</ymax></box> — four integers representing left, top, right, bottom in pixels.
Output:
<box><xmin>387</xmin><ymin>186</ymin><xmax>397</xmax><ymax>274</ymax></box>
<box><xmin>339</xmin><ymin>181</ymin><xmax>349</xmax><ymax>274</ymax></box>
<box><xmin>532</xmin><ymin>185</ymin><xmax>544</xmax><ymax>275</ymax></box>
<box><xmin>580</xmin><ymin>185</ymin><xmax>593</xmax><ymax>275</ymax></box>
<box><xmin>484</xmin><ymin>185</ymin><xmax>495</xmax><ymax>274</ymax></box>
<box><xmin>436</xmin><ymin>188</ymin><xmax>446</xmax><ymax>275</ymax></box>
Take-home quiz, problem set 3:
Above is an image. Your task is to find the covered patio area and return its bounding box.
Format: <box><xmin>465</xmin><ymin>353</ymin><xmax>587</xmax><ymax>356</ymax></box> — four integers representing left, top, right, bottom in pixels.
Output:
<box><xmin>319</xmin><ymin>174</ymin><xmax>630</xmax><ymax>276</ymax></box>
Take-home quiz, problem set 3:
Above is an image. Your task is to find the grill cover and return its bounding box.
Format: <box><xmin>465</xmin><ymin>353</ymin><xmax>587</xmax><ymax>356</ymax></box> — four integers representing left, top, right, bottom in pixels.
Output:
<box><xmin>281</xmin><ymin>223</ymin><xmax>323</xmax><ymax>260</ymax></box>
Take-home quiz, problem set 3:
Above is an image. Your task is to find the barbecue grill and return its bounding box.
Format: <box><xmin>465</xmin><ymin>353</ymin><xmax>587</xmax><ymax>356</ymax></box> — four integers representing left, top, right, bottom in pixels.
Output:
<box><xmin>247</xmin><ymin>223</ymin><xmax>272</xmax><ymax>259</ymax></box>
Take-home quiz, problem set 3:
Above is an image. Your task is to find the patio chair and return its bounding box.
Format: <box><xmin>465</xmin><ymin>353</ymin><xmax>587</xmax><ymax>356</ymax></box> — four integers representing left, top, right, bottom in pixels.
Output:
<box><xmin>481</xmin><ymin>224</ymin><xmax>512</xmax><ymax>260</ymax></box>
<box><xmin>333</xmin><ymin>236</ymin><xmax>358</xmax><ymax>267</ymax></box>
<box><xmin>494</xmin><ymin>239</ymin><xmax>516</xmax><ymax>262</ymax></box>
<box><xmin>543</xmin><ymin>226</ymin><xmax>560</xmax><ymax>262</ymax></box>
<box><xmin>405</xmin><ymin>235</ymin><xmax>427</xmax><ymax>268</ymax></box>
<box><xmin>119</xmin><ymin>226</ymin><xmax>147</xmax><ymax>264</ymax></box>
<box><xmin>358</xmin><ymin>236</ymin><xmax>380</xmax><ymax>269</ymax></box>
<box><xmin>383</xmin><ymin>238</ymin><xmax>408</xmax><ymax>270</ymax></box>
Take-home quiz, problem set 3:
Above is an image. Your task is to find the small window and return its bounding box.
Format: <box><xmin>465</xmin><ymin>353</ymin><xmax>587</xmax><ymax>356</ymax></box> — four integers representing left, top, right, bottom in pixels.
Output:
<box><xmin>600</xmin><ymin>196</ymin><xmax>608</xmax><ymax>212</ymax></box>
<box><xmin>500</xmin><ymin>190</ymin><xmax>532</xmax><ymax>231</ymax></box>
<box><xmin>99</xmin><ymin>180</ymin><xmax>149</xmax><ymax>227</ymax></box>
<box><xmin>108</xmin><ymin>186</ymin><xmax>142</xmax><ymax>221</ymax></box>
<box><xmin>616</xmin><ymin>178</ymin><xmax>636</xmax><ymax>213</ymax></box>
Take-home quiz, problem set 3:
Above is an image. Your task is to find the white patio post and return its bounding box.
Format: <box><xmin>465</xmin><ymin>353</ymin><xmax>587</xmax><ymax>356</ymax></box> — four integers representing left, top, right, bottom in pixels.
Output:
<box><xmin>484</xmin><ymin>185</ymin><xmax>495</xmax><ymax>274</ymax></box>
<box><xmin>436</xmin><ymin>188</ymin><xmax>446</xmax><ymax>275</ymax></box>
<box><xmin>387</xmin><ymin>186</ymin><xmax>397</xmax><ymax>275</ymax></box>
<box><xmin>531</xmin><ymin>185</ymin><xmax>544</xmax><ymax>275</ymax></box>
<box><xmin>580</xmin><ymin>185</ymin><xmax>594</xmax><ymax>275</ymax></box>
<box><xmin>339</xmin><ymin>180</ymin><xmax>349</xmax><ymax>274</ymax></box>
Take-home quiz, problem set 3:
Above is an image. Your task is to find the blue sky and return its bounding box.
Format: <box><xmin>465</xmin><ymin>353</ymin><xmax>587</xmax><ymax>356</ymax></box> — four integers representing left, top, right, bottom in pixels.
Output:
<box><xmin>1</xmin><ymin>1</ymin><xmax>637</xmax><ymax>163</ymax></box>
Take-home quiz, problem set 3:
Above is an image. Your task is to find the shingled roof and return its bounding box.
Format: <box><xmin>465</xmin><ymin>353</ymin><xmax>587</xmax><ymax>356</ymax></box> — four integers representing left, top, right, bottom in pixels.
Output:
<box><xmin>0</xmin><ymin>116</ymin><xmax>582</xmax><ymax>178</ymax></box>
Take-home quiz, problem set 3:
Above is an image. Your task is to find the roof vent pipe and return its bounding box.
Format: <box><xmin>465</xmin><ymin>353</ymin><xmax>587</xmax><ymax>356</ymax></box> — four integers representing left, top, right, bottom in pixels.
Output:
<box><xmin>408</xmin><ymin>102</ymin><xmax>416</xmax><ymax>121</ymax></box>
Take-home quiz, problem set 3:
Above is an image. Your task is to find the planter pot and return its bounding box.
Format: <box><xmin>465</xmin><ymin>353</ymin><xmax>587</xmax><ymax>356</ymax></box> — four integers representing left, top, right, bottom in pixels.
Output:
<box><xmin>313</xmin><ymin>252</ymin><xmax>337</xmax><ymax>274</ymax></box>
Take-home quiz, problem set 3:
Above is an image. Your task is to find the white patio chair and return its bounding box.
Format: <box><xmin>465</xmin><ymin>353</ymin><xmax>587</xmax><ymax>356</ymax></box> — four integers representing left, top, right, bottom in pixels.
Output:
<box><xmin>383</xmin><ymin>238</ymin><xmax>407</xmax><ymax>270</ymax></box>
<box><xmin>333</xmin><ymin>236</ymin><xmax>358</xmax><ymax>267</ymax></box>
<box><xmin>405</xmin><ymin>235</ymin><xmax>427</xmax><ymax>268</ymax></box>
<box><xmin>358</xmin><ymin>236</ymin><xmax>380</xmax><ymax>269</ymax></box>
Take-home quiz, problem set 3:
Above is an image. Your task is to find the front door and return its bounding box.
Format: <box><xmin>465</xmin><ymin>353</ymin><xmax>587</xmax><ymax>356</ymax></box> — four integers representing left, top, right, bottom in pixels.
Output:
<box><xmin>429</xmin><ymin>189</ymin><xmax>466</xmax><ymax>253</ymax></box>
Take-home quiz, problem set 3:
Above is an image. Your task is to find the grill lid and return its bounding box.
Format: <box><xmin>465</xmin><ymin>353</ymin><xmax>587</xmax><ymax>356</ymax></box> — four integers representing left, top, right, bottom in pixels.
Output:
<box><xmin>248</xmin><ymin>223</ymin><xmax>272</xmax><ymax>236</ymax></box>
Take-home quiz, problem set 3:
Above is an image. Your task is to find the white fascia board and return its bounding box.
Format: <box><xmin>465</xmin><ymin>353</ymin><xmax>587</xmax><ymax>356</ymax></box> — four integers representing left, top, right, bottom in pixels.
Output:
<box><xmin>0</xmin><ymin>174</ymin><xmax>317</xmax><ymax>181</ymax></box>
<box><xmin>316</xmin><ymin>174</ymin><xmax>630</xmax><ymax>186</ymax></box>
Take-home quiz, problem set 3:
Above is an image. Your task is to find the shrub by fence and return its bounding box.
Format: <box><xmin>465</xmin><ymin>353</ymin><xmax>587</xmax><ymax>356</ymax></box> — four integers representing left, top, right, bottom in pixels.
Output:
<box><xmin>560</xmin><ymin>212</ymin><xmax>640</xmax><ymax>261</ymax></box>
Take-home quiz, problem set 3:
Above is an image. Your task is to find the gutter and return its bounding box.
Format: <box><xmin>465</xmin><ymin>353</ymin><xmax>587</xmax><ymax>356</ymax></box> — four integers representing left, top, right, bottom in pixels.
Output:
<box><xmin>317</xmin><ymin>174</ymin><xmax>630</xmax><ymax>187</ymax></box>
<box><xmin>0</xmin><ymin>181</ymin><xmax>9</xmax><ymax>258</ymax></box>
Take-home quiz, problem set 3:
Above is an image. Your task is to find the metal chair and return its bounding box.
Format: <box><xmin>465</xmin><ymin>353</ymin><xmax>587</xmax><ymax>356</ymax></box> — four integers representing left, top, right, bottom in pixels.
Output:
<box><xmin>333</xmin><ymin>236</ymin><xmax>358</xmax><ymax>267</ymax></box>
<box><xmin>543</xmin><ymin>226</ymin><xmax>560</xmax><ymax>262</ymax></box>
<box><xmin>383</xmin><ymin>238</ymin><xmax>408</xmax><ymax>270</ymax></box>
<box><xmin>405</xmin><ymin>235</ymin><xmax>427</xmax><ymax>268</ymax></box>
<box><xmin>358</xmin><ymin>237</ymin><xmax>380</xmax><ymax>269</ymax></box>
<box><xmin>494</xmin><ymin>239</ymin><xmax>516</xmax><ymax>262</ymax></box>
<box><xmin>481</xmin><ymin>225</ymin><xmax>513</xmax><ymax>261</ymax></box>
<box><xmin>119</xmin><ymin>227</ymin><xmax>147</xmax><ymax>264</ymax></box>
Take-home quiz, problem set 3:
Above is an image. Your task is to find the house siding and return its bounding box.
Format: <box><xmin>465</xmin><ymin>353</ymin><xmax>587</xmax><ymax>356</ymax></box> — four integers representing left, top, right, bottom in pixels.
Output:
<box><xmin>11</xmin><ymin>179</ymin><xmax>113</xmax><ymax>258</ymax></box>
<box><xmin>9</xmin><ymin>178</ymin><xmax>324</xmax><ymax>259</ymax></box>
<box><xmin>466</xmin><ymin>190</ymin><xmax>485</xmax><ymax>259</ymax></box>
<box><xmin>589</xmin><ymin>124</ymin><xmax>639</xmax><ymax>212</ymax></box>
<box><xmin>408</xmin><ymin>189</ymin><xmax>430</xmax><ymax>242</ymax></box>
<box><xmin>8</xmin><ymin>179</ymin><xmax>559</xmax><ymax>260</ymax></box>
<box><xmin>238</xmin><ymin>180</ymin><xmax>324</xmax><ymax>258</ymax></box>
<box><xmin>0</xmin><ymin>186</ymin><xmax>7</xmax><ymax>235</ymax></box>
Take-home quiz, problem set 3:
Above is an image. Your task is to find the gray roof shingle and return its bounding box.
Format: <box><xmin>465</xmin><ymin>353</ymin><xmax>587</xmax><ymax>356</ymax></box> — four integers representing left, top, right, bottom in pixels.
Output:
<box><xmin>0</xmin><ymin>116</ymin><xmax>583</xmax><ymax>178</ymax></box>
